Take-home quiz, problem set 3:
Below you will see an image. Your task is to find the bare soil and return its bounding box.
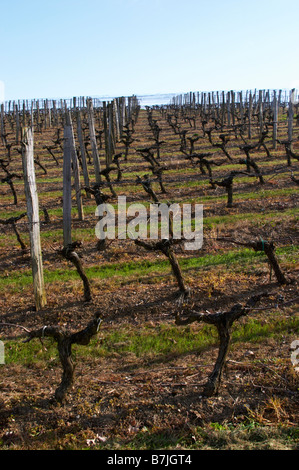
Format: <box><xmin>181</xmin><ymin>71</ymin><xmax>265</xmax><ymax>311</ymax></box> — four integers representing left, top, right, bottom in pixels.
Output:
<box><xmin>0</xmin><ymin>106</ymin><xmax>298</xmax><ymax>450</ymax></box>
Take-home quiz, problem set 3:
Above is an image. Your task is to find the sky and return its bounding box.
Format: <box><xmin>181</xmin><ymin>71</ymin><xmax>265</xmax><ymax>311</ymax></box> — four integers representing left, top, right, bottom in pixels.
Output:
<box><xmin>0</xmin><ymin>0</ymin><xmax>298</xmax><ymax>103</ymax></box>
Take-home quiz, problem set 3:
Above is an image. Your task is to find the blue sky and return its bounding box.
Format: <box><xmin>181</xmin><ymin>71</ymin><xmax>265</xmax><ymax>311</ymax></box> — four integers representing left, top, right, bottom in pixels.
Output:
<box><xmin>0</xmin><ymin>0</ymin><xmax>298</xmax><ymax>102</ymax></box>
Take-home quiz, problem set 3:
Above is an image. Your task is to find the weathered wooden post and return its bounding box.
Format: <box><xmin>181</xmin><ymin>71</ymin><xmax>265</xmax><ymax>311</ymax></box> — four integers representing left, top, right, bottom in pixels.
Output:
<box><xmin>221</xmin><ymin>91</ymin><xmax>225</xmax><ymax>129</ymax></box>
<box><xmin>116</xmin><ymin>97</ymin><xmax>124</xmax><ymax>138</ymax></box>
<box><xmin>226</xmin><ymin>91</ymin><xmax>231</xmax><ymax>126</ymax></box>
<box><xmin>288</xmin><ymin>88</ymin><xmax>295</xmax><ymax>150</ymax></box>
<box><xmin>273</xmin><ymin>90</ymin><xmax>278</xmax><ymax>149</ymax></box>
<box><xmin>103</xmin><ymin>101</ymin><xmax>109</xmax><ymax>164</ymax></box>
<box><xmin>30</xmin><ymin>101</ymin><xmax>34</xmax><ymax>128</ymax></box>
<box><xmin>76</xmin><ymin>108</ymin><xmax>91</xmax><ymax>198</ymax></box>
<box><xmin>36</xmin><ymin>100</ymin><xmax>40</xmax><ymax>132</ymax></box>
<box><xmin>248</xmin><ymin>91</ymin><xmax>253</xmax><ymax>140</ymax></box>
<box><xmin>87</xmin><ymin>98</ymin><xmax>101</xmax><ymax>184</ymax></box>
<box><xmin>258</xmin><ymin>90</ymin><xmax>264</xmax><ymax>135</ymax></box>
<box><xmin>108</xmin><ymin>102</ymin><xmax>115</xmax><ymax>166</ymax></box>
<box><xmin>239</xmin><ymin>91</ymin><xmax>244</xmax><ymax>124</ymax></box>
<box><xmin>47</xmin><ymin>99</ymin><xmax>52</xmax><ymax>127</ymax></box>
<box><xmin>113</xmin><ymin>98</ymin><xmax>120</xmax><ymax>142</ymax></box>
<box><xmin>63</xmin><ymin>119</ymin><xmax>73</xmax><ymax>247</ymax></box>
<box><xmin>62</xmin><ymin>108</ymin><xmax>84</xmax><ymax>227</ymax></box>
<box><xmin>22</xmin><ymin>101</ymin><xmax>26</xmax><ymax>127</ymax></box>
<box><xmin>22</xmin><ymin>127</ymin><xmax>47</xmax><ymax>311</ymax></box>
<box><xmin>44</xmin><ymin>99</ymin><xmax>48</xmax><ymax>129</ymax></box>
<box><xmin>52</xmin><ymin>100</ymin><xmax>58</xmax><ymax>126</ymax></box>
<box><xmin>0</xmin><ymin>103</ymin><xmax>4</xmax><ymax>144</ymax></box>
<box><xmin>102</xmin><ymin>101</ymin><xmax>115</xmax><ymax>167</ymax></box>
<box><xmin>15</xmin><ymin>104</ymin><xmax>20</xmax><ymax>144</ymax></box>
<box><xmin>67</xmin><ymin>111</ymin><xmax>84</xmax><ymax>221</ymax></box>
<box><xmin>230</xmin><ymin>90</ymin><xmax>235</xmax><ymax>128</ymax></box>
<box><xmin>122</xmin><ymin>96</ymin><xmax>126</xmax><ymax>129</ymax></box>
<box><xmin>62</xmin><ymin>114</ymin><xmax>92</xmax><ymax>302</ymax></box>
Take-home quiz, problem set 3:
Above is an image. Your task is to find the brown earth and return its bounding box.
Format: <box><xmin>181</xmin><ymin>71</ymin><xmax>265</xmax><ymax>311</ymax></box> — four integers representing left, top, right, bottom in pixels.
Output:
<box><xmin>0</xmin><ymin>106</ymin><xmax>298</xmax><ymax>450</ymax></box>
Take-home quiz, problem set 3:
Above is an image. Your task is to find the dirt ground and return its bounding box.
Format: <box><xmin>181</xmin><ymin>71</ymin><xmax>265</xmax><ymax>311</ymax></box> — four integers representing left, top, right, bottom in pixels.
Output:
<box><xmin>0</xmin><ymin>241</ymin><xmax>298</xmax><ymax>450</ymax></box>
<box><xmin>0</xmin><ymin>105</ymin><xmax>298</xmax><ymax>450</ymax></box>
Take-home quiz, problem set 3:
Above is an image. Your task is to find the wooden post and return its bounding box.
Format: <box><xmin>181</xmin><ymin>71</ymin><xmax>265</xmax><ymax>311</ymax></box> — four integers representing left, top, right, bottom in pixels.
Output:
<box><xmin>22</xmin><ymin>101</ymin><xmax>26</xmax><ymax>127</ymax></box>
<box><xmin>30</xmin><ymin>101</ymin><xmax>34</xmax><ymax>128</ymax></box>
<box><xmin>67</xmin><ymin>111</ymin><xmax>84</xmax><ymax>221</ymax></box>
<box><xmin>216</xmin><ymin>91</ymin><xmax>220</xmax><ymax>121</ymax></box>
<box><xmin>230</xmin><ymin>90</ymin><xmax>235</xmax><ymax>127</ymax></box>
<box><xmin>203</xmin><ymin>92</ymin><xmax>207</xmax><ymax>114</ymax></box>
<box><xmin>248</xmin><ymin>91</ymin><xmax>252</xmax><ymax>139</ymax></box>
<box><xmin>76</xmin><ymin>109</ymin><xmax>91</xmax><ymax>197</ymax></box>
<box><xmin>278</xmin><ymin>89</ymin><xmax>282</xmax><ymax>109</ymax></box>
<box><xmin>44</xmin><ymin>99</ymin><xmax>48</xmax><ymax>129</ymax></box>
<box><xmin>87</xmin><ymin>98</ymin><xmax>101</xmax><ymax>184</ymax></box>
<box><xmin>113</xmin><ymin>98</ymin><xmax>120</xmax><ymax>142</ymax></box>
<box><xmin>0</xmin><ymin>103</ymin><xmax>4</xmax><ymax>144</ymax></box>
<box><xmin>288</xmin><ymin>88</ymin><xmax>295</xmax><ymax>150</ymax></box>
<box><xmin>52</xmin><ymin>100</ymin><xmax>58</xmax><ymax>126</ymax></box>
<box><xmin>48</xmin><ymin>99</ymin><xmax>52</xmax><ymax>127</ymax></box>
<box><xmin>273</xmin><ymin>90</ymin><xmax>278</xmax><ymax>149</ymax></box>
<box><xmin>127</xmin><ymin>96</ymin><xmax>132</xmax><ymax>123</ymax></box>
<box><xmin>226</xmin><ymin>92</ymin><xmax>231</xmax><ymax>126</ymax></box>
<box><xmin>239</xmin><ymin>91</ymin><xmax>244</xmax><ymax>124</ymax></box>
<box><xmin>36</xmin><ymin>100</ymin><xmax>40</xmax><ymax>131</ymax></box>
<box><xmin>15</xmin><ymin>104</ymin><xmax>20</xmax><ymax>143</ymax></box>
<box><xmin>117</xmin><ymin>97</ymin><xmax>123</xmax><ymax>138</ymax></box>
<box><xmin>258</xmin><ymin>90</ymin><xmax>264</xmax><ymax>135</ymax></box>
<box><xmin>221</xmin><ymin>91</ymin><xmax>225</xmax><ymax>129</ymax></box>
<box><xmin>22</xmin><ymin>127</ymin><xmax>47</xmax><ymax>311</ymax></box>
<box><xmin>122</xmin><ymin>96</ymin><xmax>126</xmax><ymax>129</ymax></box>
<box><xmin>107</xmin><ymin>102</ymin><xmax>115</xmax><ymax>166</ymax></box>
<box><xmin>103</xmin><ymin>101</ymin><xmax>109</xmax><ymax>165</ymax></box>
<box><xmin>63</xmin><ymin>120</ymin><xmax>73</xmax><ymax>247</ymax></box>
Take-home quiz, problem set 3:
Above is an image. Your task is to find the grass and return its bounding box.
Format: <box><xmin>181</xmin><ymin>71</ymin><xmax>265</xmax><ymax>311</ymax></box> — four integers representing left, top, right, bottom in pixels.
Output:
<box><xmin>203</xmin><ymin>206</ymin><xmax>299</xmax><ymax>228</ymax></box>
<box><xmin>96</xmin><ymin>323</ymin><xmax>217</xmax><ymax>359</ymax></box>
<box><xmin>1</xmin><ymin>323</ymin><xmax>216</xmax><ymax>365</ymax></box>
<box><xmin>231</xmin><ymin>316</ymin><xmax>299</xmax><ymax>345</ymax></box>
<box><xmin>0</xmin><ymin>244</ymin><xmax>297</xmax><ymax>290</ymax></box>
<box><xmin>182</xmin><ymin>186</ymin><xmax>298</xmax><ymax>205</ymax></box>
<box><xmin>0</xmin><ymin>209</ymin><xmax>297</xmax><ymax>253</ymax></box>
<box><xmin>116</xmin><ymin>420</ymin><xmax>299</xmax><ymax>450</ymax></box>
<box><xmin>3</xmin><ymin>313</ymin><xmax>298</xmax><ymax>366</ymax></box>
<box><xmin>0</xmin><ymin>199</ymin><xmax>297</xmax><ymax>250</ymax></box>
<box><xmin>97</xmin><ymin>421</ymin><xmax>299</xmax><ymax>450</ymax></box>
<box><xmin>3</xmin><ymin>338</ymin><xmax>59</xmax><ymax>366</ymax></box>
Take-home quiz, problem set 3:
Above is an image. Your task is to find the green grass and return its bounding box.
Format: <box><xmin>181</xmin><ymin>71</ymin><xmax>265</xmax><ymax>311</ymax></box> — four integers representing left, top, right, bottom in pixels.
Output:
<box><xmin>2</xmin><ymin>314</ymin><xmax>298</xmax><ymax>366</ymax></box>
<box><xmin>110</xmin><ymin>420</ymin><xmax>299</xmax><ymax>450</ymax></box>
<box><xmin>95</xmin><ymin>323</ymin><xmax>217</xmax><ymax>359</ymax></box>
<box><xmin>0</xmin><ymin>199</ymin><xmax>297</xmax><ymax>249</ymax></box>
<box><xmin>183</xmin><ymin>186</ymin><xmax>298</xmax><ymax>205</ymax></box>
<box><xmin>203</xmin><ymin>206</ymin><xmax>299</xmax><ymax>229</ymax></box>
<box><xmin>166</xmin><ymin>172</ymin><xmax>291</xmax><ymax>190</ymax></box>
<box><xmin>231</xmin><ymin>316</ymin><xmax>299</xmax><ymax>344</ymax></box>
<box><xmin>2</xmin><ymin>338</ymin><xmax>59</xmax><ymax>366</ymax></box>
<box><xmin>0</xmin><ymin>244</ymin><xmax>297</xmax><ymax>290</ymax></box>
<box><xmin>0</xmin><ymin>247</ymin><xmax>259</xmax><ymax>288</ymax></box>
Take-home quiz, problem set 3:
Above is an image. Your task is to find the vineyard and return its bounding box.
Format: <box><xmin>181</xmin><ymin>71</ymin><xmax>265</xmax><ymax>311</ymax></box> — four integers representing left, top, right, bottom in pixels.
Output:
<box><xmin>0</xmin><ymin>89</ymin><xmax>298</xmax><ymax>450</ymax></box>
